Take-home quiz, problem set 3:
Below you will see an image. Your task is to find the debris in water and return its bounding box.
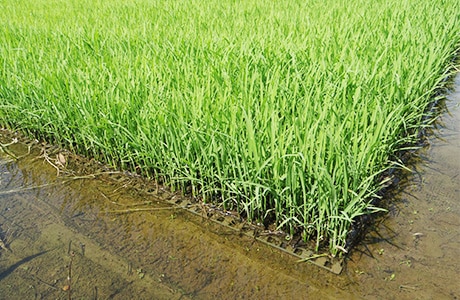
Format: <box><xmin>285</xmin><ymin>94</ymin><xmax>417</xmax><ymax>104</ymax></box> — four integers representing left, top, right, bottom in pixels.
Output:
<box><xmin>0</xmin><ymin>229</ymin><xmax>12</xmax><ymax>252</ymax></box>
<box><xmin>0</xmin><ymin>236</ymin><xmax>10</xmax><ymax>251</ymax></box>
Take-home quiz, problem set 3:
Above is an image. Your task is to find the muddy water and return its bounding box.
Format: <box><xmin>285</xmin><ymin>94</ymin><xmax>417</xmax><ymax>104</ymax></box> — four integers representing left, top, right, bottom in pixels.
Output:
<box><xmin>0</xmin><ymin>76</ymin><xmax>459</xmax><ymax>299</ymax></box>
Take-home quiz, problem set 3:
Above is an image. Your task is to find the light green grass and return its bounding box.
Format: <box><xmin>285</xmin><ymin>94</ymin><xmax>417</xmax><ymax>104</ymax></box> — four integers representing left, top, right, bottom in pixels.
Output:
<box><xmin>1</xmin><ymin>0</ymin><xmax>459</xmax><ymax>254</ymax></box>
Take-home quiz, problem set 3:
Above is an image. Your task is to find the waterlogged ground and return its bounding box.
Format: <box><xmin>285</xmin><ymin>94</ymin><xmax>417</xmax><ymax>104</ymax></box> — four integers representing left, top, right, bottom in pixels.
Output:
<box><xmin>0</xmin><ymin>76</ymin><xmax>459</xmax><ymax>299</ymax></box>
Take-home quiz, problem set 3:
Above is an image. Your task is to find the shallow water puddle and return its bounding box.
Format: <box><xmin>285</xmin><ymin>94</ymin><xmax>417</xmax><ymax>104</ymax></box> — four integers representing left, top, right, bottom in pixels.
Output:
<box><xmin>0</xmin><ymin>74</ymin><xmax>459</xmax><ymax>299</ymax></box>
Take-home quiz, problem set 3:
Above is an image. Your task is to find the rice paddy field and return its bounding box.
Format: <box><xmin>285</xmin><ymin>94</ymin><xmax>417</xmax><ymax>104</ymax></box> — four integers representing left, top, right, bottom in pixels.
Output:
<box><xmin>0</xmin><ymin>0</ymin><xmax>459</xmax><ymax>255</ymax></box>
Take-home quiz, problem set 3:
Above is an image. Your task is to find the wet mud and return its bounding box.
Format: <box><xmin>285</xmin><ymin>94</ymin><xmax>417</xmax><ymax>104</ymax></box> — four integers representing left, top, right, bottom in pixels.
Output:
<box><xmin>0</xmin><ymin>75</ymin><xmax>459</xmax><ymax>299</ymax></box>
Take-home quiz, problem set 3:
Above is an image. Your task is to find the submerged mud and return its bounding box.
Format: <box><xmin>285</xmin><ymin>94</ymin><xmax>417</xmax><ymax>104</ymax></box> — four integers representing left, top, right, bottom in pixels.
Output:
<box><xmin>0</xmin><ymin>75</ymin><xmax>459</xmax><ymax>299</ymax></box>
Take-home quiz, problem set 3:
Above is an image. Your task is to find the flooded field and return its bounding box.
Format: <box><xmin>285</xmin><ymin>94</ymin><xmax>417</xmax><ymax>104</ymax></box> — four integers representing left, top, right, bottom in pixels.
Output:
<box><xmin>345</xmin><ymin>74</ymin><xmax>460</xmax><ymax>299</ymax></box>
<box><xmin>0</xmin><ymin>75</ymin><xmax>459</xmax><ymax>299</ymax></box>
<box><xmin>0</xmin><ymin>137</ymin><xmax>348</xmax><ymax>299</ymax></box>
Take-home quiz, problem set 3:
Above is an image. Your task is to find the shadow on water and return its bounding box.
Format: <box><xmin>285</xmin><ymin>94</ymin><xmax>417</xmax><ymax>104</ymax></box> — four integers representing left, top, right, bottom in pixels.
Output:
<box><xmin>0</xmin><ymin>74</ymin><xmax>459</xmax><ymax>299</ymax></box>
<box><xmin>0</xmin><ymin>249</ymin><xmax>54</xmax><ymax>281</ymax></box>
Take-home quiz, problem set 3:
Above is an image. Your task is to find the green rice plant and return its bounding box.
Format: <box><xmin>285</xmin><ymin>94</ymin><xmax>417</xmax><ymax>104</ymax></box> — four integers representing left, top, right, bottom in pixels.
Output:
<box><xmin>0</xmin><ymin>0</ymin><xmax>459</xmax><ymax>255</ymax></box>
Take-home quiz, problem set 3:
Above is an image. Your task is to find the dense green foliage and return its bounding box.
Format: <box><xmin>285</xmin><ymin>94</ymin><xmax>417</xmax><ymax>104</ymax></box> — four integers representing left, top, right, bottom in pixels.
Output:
<box><xmin>1</xmin><ymin>0</ymin><xmax>459</xmax><ymax>254</ymax></box>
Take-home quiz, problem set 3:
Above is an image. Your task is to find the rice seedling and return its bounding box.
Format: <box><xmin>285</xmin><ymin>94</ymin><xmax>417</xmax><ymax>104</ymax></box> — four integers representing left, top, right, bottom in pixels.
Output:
<box><xmin>0</xmin><ymin>0</ymin><xmax>459</xmax><ymax>255</ymax></box>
